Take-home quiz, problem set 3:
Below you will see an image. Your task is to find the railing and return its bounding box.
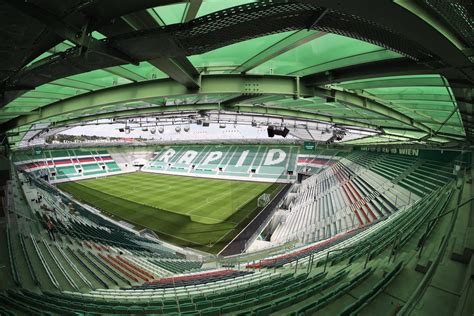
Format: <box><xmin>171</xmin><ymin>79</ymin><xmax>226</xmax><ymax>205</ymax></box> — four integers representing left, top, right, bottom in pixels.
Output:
<box><xmin>6</xmin><ymin>226</ymin><xmax>20</xmax><ymax>286</ymax></box>
<box><xmin>30</xmin><ymin>233</ymin><xmax>59</xmax><ymax>289</ymax></box>
<box><xmin>398</xmin><ymin>174</ymin><xmax>466</xmax><ymax>315</ymax></box>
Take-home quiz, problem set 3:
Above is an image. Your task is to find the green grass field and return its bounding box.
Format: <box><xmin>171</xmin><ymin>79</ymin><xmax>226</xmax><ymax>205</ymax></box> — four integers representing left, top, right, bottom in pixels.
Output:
<box><xmin>57</xmin><ymin>172</ymin><xmax>283</xmax><ymax>254</ymax></box>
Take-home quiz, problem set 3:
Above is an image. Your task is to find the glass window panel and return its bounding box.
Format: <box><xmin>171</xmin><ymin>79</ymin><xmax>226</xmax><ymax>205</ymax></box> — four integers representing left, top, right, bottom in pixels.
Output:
<box><xmin>189</xmin><ymin>32</ymin><xmax>294</xmax><ymax>72</ymax></box>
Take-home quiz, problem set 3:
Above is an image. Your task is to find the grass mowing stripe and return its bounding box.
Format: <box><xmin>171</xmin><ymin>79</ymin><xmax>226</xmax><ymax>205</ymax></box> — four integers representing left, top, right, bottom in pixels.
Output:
<box><xmin>58</xmin><ymin>172</ymin><xmax>284</xmax><ymax>254</ymax></box>
<box><xmin>76</xmin><ymin>172</ymin><xmax>272</xmax><ymax>224</ymax></box>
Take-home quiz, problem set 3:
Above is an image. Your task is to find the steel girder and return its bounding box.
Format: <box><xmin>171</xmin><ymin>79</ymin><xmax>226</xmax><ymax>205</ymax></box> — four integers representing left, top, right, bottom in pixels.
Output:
<box><xmin>49</xmin><ymin>103</ymin><xmax>376</xmax><ymax>131</ymax></box>
<box><xmin>2</xmin><ymin>0</ymin><xmax>139</xmax><ymax>66</ymax></box>
<box><xmin>3</xmin><ymin>0</ymin><xmax>471</xmax><ymax>110</ymax></box>
<box><xmin>182</xmin><ymin>0</ymin><xmax>203</xmax><ymax>23</ymax></box>
<box><xmin>3</xmin><ymin>73</ymin><xmax>464</xmax><ymax>142</ymax></box>
<box><xmin>3</xmin><ymin>75</ymin><xmax>313</xmax><ymax>130</ymax></box>
<box><xmin>148</xmin><ymin>57</ymin><xmax>200</xmax><ymax>89</ymax></box>
<box><xmin>0</xmin><ymin>1</ymin><xmax>431</xmax><ymax>108</ymax></box>
<box><xmin>233</xmin><ymin>105</ymin><xmax>374</xmax><ymax>129</ymax></box>
<box><xmin>232</xmin><ymin>30</ymin><xmax>327</xmax><ymax>74</ymax></box>
<box><xmin>2</xmin><ymin>74</ymin><xmax>467</xmax><ymax>140</ymax></box>
<box><xmin>313</xmin><ymin>87</ymin><xmax>434</xmax><ymax>133</ymax></box>
<box><xmin>112</xmin><ymin>9</ymin><xmax>201</xmax><ymax>89</ymax></box>
<box><xmin>302</xmin><ymin>58</ymin><xmax>434</xmax><ymax>86</ymax></box>
<box><xmin>292</xmin><ymin>0</ymin><xmax>472</xmax><ymax>70</ymax></box>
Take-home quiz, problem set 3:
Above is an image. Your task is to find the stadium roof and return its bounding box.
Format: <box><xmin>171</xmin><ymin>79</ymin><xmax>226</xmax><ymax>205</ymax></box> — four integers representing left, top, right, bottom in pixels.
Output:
<box><xmin>0</xmin><ymin>0</ymin><xmax>473</xmax><ymax>147</ymax></box>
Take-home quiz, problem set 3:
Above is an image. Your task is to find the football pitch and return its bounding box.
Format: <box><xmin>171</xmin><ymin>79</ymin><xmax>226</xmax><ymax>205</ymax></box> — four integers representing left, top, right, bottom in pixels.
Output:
<box><xmin>57</xmin><ymin>172</ymin><xmax>283</xmax><ymax>254</ymax></box>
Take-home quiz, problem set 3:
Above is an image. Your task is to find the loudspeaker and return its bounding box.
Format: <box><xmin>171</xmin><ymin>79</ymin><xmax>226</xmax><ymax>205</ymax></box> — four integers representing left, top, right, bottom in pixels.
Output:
<box><xmin>268</xmin><ymin>126</ymin><xmax>289</xmax><ymax>137</ymax></box>
<box><xmin>267</xmin><ymin>126</ymin><xmax>275</xmax><ymax>137</ymax></box>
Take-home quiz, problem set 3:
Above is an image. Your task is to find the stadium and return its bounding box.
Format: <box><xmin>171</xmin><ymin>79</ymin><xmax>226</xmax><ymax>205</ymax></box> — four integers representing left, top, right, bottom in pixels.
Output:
<box><xmin>0</xmin><ymin>0</ymin><xmax>473</xmax><ymax>315</ymax></box>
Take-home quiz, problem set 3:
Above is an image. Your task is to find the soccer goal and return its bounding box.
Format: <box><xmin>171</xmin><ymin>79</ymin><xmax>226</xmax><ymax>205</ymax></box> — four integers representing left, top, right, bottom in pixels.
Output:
<box><xmin>257</xmin><ymin>193</ymin><xmax>271</xmax><ymax>207</ymax></box>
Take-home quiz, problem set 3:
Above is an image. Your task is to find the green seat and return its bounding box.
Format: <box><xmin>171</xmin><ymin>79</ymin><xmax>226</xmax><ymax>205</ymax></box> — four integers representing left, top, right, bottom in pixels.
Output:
<box><xmin>112</xmin><ymin>306</ymin><xmax>129</xmax><ymax>314</ymax></box>
<box><xmin>128</xmin><ymin>306</ymin><xmax>144</xmax><ymax>312</ymax></box>
<box><xmin>192</xmin><ymin>296</ymin><xmax>207</xmax><ymax>304</ymax></box>
<box><xmin>239</xmin><ymin>298</ymin><xmax>257</xmax><ymax>310</ymax></box>
<box><xmin>162</xmin><ymin>305</ymin><xmax>179</xmax><ymax>313</ymax></box>
<box><xmin>212</xmin><ymin>297</ymin><xmax>227</xmax><ymax>307</ymax></box>
<box><xmin>220</xmin><ymin>303</ymin><xmax>241</xmax><ymax>314</ymax></box>
<box><xmin>163</xmin><ymin>300</ymin><xmax>177</xmax><ymax>306</ymax></box>
<box><xmin>145</xmin><ymin>306</ymin><xmax>162</xmax><ymax>313</ymax></box>
<box><xmin>195</xmin><ymin>300</ymin><xmax>212</xmax><ymax>310</ymax></box>
<box><xmin>274</xmin><ymin>297</ymin><xmax>292</xmax><ymax>310</ymax></box>
<box><xmin>259</xmin><ymin>292</ymin><xmax>275</xmax><ymax>304</ymax></box>
<box><xmin>255</xmin><ymin>304</ymin><xmax>274</xmax><ymax>316</ymax></box>
<box><xmin>179</xmin><ymin>303</ymin><xmax>196</xmax><ymax>312</ymax></box>
<box><xmin>200</xmin><ymin>307</ymin><xmax>221</xmax><ymax>316</ymax></box>
<box><xmin>180</xmin><ymin>298</ymin><xmax>193</xmax><ymax>305</ymax></box>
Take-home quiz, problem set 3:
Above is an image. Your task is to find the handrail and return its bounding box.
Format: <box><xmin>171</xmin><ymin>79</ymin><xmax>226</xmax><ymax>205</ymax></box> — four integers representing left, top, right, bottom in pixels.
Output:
<box><xmin>417</xmin><ymin>194</ymin><xmax>473</xmax><ymax>258</ymax></box>
<box><xmin>322</xmin><ymin>244</ymin><xmax>359</xmax><ymax>273</ymax></box>
<box><xmin>30</xmin><ymin>234</ymin><xmax>59</xmax><ymax>289</ymax></box>
<box><xmin>42</xmin><ymin>237</ymin><xmax>79</xmax><ymax>291</ymax></box>
<box><xmin>54</xmin><ymin>243</ymin><xmax>92</xmax><ymax>289</ymax></box>
<box><xmin>6</xmin><ymin>226</ymin><xmax>21</xmax><ymax>286</ymax></box>
<box><xmin>398</xmin><ymin>175</ymin><xmax>465</xmax><ymax>315</ymax></box>
<box><xmin>18</xmin><ymin>233</ymin><xmax>40</xmax><ymax>286</ymax></box>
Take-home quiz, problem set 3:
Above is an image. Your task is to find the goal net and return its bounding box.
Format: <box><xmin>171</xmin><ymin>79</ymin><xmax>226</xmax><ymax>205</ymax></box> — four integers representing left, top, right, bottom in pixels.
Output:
<box><xmin>257</xmin><ymin>193</ymin><xmax>271</xmax><ymax>207</ymax></box>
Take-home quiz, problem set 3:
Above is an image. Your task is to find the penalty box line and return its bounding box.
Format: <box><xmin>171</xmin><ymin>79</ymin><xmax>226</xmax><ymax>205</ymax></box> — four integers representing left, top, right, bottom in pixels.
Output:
<box><xmin>186</xmin><ymin>187</ymin><xmax>265</xmax><ymax>226</ymax></box>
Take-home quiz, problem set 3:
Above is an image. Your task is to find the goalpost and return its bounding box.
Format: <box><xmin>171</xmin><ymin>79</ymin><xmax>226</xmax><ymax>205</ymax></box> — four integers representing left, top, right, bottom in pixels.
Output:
<box><xmin>257</xmin><ymin>193</ymin><xmax>271</xmax><ymax>207</ymax></box>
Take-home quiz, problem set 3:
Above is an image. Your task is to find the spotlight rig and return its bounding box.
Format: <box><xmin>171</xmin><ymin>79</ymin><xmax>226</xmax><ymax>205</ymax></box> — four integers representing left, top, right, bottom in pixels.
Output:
<box><xmin>326</xmin><ymin>127</ymin><xmax>346</xmax><ymax>144</ymax></box>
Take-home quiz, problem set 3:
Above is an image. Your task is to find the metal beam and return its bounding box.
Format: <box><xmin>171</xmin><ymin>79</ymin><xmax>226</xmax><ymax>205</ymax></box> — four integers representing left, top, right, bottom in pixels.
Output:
<box><xmin>120</xmin><ymin>9</ymin><xmax>201</xmax><ymax>89</ymax></box>
<box><xmin>2</xmin><ymin>75</ymin><xmax>313</xmax><ymax>130</ymax></box>
<box><xmin>302</xmin><ymin>58</ymin><xmax>433</xmax><ymax>86</ymax></box>
<box><xmin>48</xmin><ymin>41</ymin><xmax>145</xmax><ymax>82</ymax></box>
<box><xmin>182</xmin><ymin>0</ymin><xmax>203</xmax><ymax>22</ymax></box>
<box><xmin>221</xmin><ymin>95</ymin><xmax>262</xmax><ymax>107</ymax></box>
<box><xmin>3</xmin><ymin>0</ymin><xmax>138</xmax><ymax>66</ymax></box>
<box><xmin>103</xmin><ymin>66</ymin><xmax>147</xmax><ymax>82</ymax></box>
<box><xmin>233</xmin><ymin>30</ymin><xmax>327</xmax><ymax>74</ymax></box>
<box><xmin>57</xmin><ymin>104</ymin><xmax>219</xmax><ymax>126</ymax></box>
<box><xmin>233</xmin><ymin>105</ymin><xmax>376</xmax><ymax>130</ymax></box>
<box><xmin>291</xmin><ymin>50</ymin><xmax>402</xmax><ymax>77</ymax></box>
<box><xmin>338</xmin><ymin>76</ymin><xmax>446</xmax><ymax>90</ymax></box>
<box><xmin>0</xmin><ymin>111</ymin><xmax>38</xmax><ymax>117</ymax></box>
<box><xmin>51</xmin><ymin>102</ymin><xmax>377</xmax><ymax>131</ymax></box>
<box><xmin>148</xmin><ymin>57</ymin><xmax>200</xmax><ymax>89</ymax></box>
<box><xmin>312</xmin><ymin>86</ymin><xmax>440</xmax><ymax>136</ymax></box>
<box><xmin>299</xmin><ymin>0</ymin><xmax>471</xmax><ymax>70</ymax></box>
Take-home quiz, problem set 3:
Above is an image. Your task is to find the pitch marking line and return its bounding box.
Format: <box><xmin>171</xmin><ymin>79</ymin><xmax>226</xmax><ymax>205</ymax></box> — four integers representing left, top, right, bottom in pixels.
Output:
<box><xmin>81</xmin><ymin>179</ymin><xmax>237</xmax><ymax>225</ymax></box>
<box><xmin>186</xmin><ymin>186</ymin><xmax>268</xmax><ymax>225</ymax></box>
<box><xmin>73</xmin><ymin>174</ymin><xmax>277</xmax><ymax>249</ymax></box>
